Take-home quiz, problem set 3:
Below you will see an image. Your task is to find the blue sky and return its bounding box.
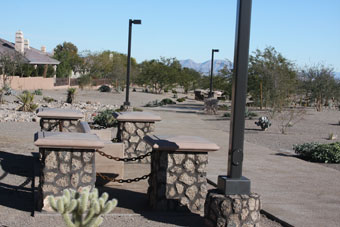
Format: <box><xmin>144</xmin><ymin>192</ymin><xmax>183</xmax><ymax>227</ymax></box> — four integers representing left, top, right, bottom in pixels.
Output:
<box><xmin>1</xmin><ymin>0</ymin><xmax>339</xmax><ymax>71</ymax></box>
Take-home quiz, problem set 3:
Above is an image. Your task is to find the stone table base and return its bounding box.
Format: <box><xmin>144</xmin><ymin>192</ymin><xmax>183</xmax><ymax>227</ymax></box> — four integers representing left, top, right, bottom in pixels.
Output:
<box><xmin>148</xmin><ymin>150</ymin><xmax>209</xmax><ymax>214</ymax></box>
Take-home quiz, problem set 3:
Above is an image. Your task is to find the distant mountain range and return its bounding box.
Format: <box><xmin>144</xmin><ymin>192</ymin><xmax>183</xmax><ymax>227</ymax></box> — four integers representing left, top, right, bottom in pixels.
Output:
<box><xmin>179</xmin><ymin>59</ymin><xmax>230</xmax><ymax>75</ymax></box>
<box><xmin>180</xmin><ymin>59</ymin><xmax>340</xmax><ymax>79</ymax></box>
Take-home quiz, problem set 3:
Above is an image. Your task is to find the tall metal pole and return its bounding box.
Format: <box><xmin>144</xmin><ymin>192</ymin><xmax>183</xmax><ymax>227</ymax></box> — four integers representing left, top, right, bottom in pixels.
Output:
<box><xmin>209</xmin><ymin>50</ymin><xmax>215</xmax><ymax>98</ymax></box>
<box><xmin>209</xmin><ymin>49</ymin><xmax>219</xmax><ymax>98</ymax></box>
<box><xmin>218</xmin><ymin>0</ymin><xmax>252</xmax><ymax>195</ymax></box>
<box><xmin>124</xmin><ymin>19</ymin><xmax>133</xmax><ymax>106</ymax></box>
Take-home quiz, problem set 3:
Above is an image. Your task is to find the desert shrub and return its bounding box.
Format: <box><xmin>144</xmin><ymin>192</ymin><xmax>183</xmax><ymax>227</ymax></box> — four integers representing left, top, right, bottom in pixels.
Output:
<box><xmin>176</xmin><ymin>97</ymin><xmax>185</xmax><ymax>102</ymax></box>
<box><xmin>223</xmin><ymin>112</ymin><xmax>231</xmax><ymax>118</ymax></box>
<box><xmin>328</xmin><ymin>132</ymin><xmax>338</xmax><ymax>140</ymax></box>
<box><xmin>132</xmin><ymin>88</ymin><xmax>136</xmax><ymax>92</ymax></box>
<box><xmin>78</xmin><ymin>74</ymin><xmax>92</xmax><ymax>89</ymax></box>
<box><xmin>293</xmin><ymin>142</ymin><xmax>340</xmax><ymax>163</ymax></box>
<box><xmin>17</xmin><ymin>92</ymin><xmax>38</xmax><ymax>112</ymax></box>
<box><xmin>144</xmin><ymin>100</ymin><xmax>159</xmax><ymax>107</ymax></box>
<box><xmin>160</xmin><ymin>98</ymin><xmax>176</xmax><ymax>105</ymax></box>
<box><xmin>144</xmin><ymin>98</ymin><xmax>176</xmax><ymax>107</ymax></box>
<box><xmin>43</xmin><ymin>96</ymin><xmax>57</xmax><ymax>103</ymax></box>
<box><xmin>0</xmin><ymin>89</ymin><xmax>3</xmax><ymax>103</ymax></box>
<box><xmin>218</xmin><ymin>105</ymin><xmax>229</xmax><ymax>111</ymax></box>
<box><xmin>133</xmin><ymin>107</ymin><xmax>143</xmax><ymax>112</ymax></box>
<box><xmin>98</xmin><ymin>85</ymin><xmax>111</xmax><ymax>92</ymax></box>
<box><xmin>255</xmin><ymin>116</ymin><xmax>271</xmax><ymax>130</ymax></box>
<box><xmin>172</xmin><ymin>90</ymin><xmax>177</xmax><ymax>94</ymax></box>
<box><xmin>66</xmin><ymin>88</ymin><xmax>76</xmax><ymax>104</ymax></box>
<box><xmin>245</xmin><ymin>108</ymin><xmax>258</xmax><ymax>119</ymax></box>
<box><xmin>93</xmin><ymin>109</ymin><xmax>117</xmax><ymax>128</ymax></box>
<box><xmin>34</xmin><ymin>89</ymin><xmax>43</xmax><ymax>95</ymax></box>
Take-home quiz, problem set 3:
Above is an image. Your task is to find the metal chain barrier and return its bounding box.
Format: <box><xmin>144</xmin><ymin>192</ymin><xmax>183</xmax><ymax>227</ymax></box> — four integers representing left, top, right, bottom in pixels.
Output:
<box><xmin>96</xmin><ymin>172</ymin><xmax>151</xmax><ymax>183</ymax></box>
<box><xmin>96</xmin><ymin>150</ymin><xmax>152</xmax><ymax>162</ymax></box>
<box><xmin>96</xmin><ymin>150</ymin><xmax>152</xmax><ymax>183</ymax></box>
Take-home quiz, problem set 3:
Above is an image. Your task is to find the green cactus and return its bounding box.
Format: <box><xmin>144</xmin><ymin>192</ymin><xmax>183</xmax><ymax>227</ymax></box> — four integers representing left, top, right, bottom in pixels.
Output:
<box><xmin>48</xmin><ymin>188</ymin><xmax>117</xmax><ymax>227</ymax></box>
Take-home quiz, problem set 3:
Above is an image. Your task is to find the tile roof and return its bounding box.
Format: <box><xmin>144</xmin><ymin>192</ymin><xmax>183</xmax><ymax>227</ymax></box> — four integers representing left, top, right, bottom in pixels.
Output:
<box><xmin>0</xmin><ymin>38</ymin><xmax>59</xmax><ymax>65</ymax></box>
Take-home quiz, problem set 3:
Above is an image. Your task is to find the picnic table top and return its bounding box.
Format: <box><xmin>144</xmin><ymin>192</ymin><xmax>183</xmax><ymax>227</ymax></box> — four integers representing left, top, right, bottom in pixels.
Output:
<box><xmin>114</xmin><ymin>111</ymin><xmax>161</xmax><ymax>122</ymax></box>
<box><xmin>144</xmin><ymin>135</ymin><xmax>219</xmax><ymax>152</ymax></box>
<box><xmin>36</xmin><ymin>108</ymin><xmax>83</xmax><ymax>120</ymax></box>
<box><xmin>34</xmin><ymin>131</ymin><xmax>104</xmax><ymax>149</ymax></box>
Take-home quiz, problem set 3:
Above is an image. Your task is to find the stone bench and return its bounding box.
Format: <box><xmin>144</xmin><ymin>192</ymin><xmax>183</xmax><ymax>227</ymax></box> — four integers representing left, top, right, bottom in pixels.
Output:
<box><xmin>115</xmin><ymin>111</ymin><xmax>161</xmax><ymax>163</ymax></box>
<box><xmin>144</xmin><ymin>135</ymin><xmax>219</xmax><ymax>215</ymax></box>
<box><xmin>92</xmin><ymin>126</ymin><xmax>124</xmax><ymax>187</ymax></box>
<box><xmin>34</xmin><ymin>131</ymin><xmax>104</xmax><ymax>211</ymax></box>
<box><xmin>36</xmin><ymin>108</ymin><xmax>83</xmax><ymax>132</ymax></box>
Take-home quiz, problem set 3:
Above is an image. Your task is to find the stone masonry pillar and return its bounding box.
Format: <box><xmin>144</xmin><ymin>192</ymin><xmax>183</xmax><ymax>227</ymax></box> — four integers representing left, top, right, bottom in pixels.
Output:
<box><xmin>144</xmin><ymin>135</ymin><xmax>219</xmax><ymax>215</ymax></box>
<box><xmin>34</xmin><ymin>131</ymin><xmax>104</xmax><ymax>211</ymax></box>
<box><xmin>115</xmin><ymin>112</ymin><xmax>161</xmax><ymax>163</ymax></box>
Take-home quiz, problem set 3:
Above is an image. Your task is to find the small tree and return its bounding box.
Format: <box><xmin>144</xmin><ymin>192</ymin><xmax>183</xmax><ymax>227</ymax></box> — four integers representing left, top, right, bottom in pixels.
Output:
<box><xmin>66</xmin><ymin>88</ymin><xmax>76</xmax><ymax>104</ymax></box>
<box><xmin>299</xmin><ymin>64</ymin><xmax>338</xmax><ymax>111</ymax></box>
<box><xmin>248</xmin><ymin>47</ymin><xmax>298</xmax><ymax>109</ymax></box>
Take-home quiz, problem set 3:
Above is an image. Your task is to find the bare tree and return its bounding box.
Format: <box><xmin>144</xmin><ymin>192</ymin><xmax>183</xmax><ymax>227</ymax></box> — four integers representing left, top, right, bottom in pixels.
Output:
<box><xmin>275</xmin><ymin>108</ymin><xmax>306</xmax><ymax>134</ymax></box>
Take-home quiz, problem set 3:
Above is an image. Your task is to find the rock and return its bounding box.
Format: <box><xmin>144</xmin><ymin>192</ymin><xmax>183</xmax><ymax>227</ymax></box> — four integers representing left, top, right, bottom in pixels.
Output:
<box><xmin>44</xmin><ymin>172</ymin><xmax>57</xmax><ymax>183</ymax></box>
<box><xmin>167</xmin><ymin>174</ymin><xmax>177</xmax><ymax>184</ymax></box>
<box><xmin>83</xmin><ymin>152</ymin><xmax>94</xmax><ymax>162</ymax></box>
<box><xmin>59</xmin><ymin>163</ymin><xmax>70</xmax><ymax>174</ymax></box>
<box><xmin>124</xmin><ymin>122</ymin><xmax>136</xmax><ymax>134</ymax></box>
<box><xmin>45</xmin><ymin>152</ymin><xmax>57</xmax><ymax>170</ymax></box>
<box><xmin>185</xmin><ymin>185</ymin><xmax>198</xmax><ymax>201</ymax></box>
<box><xmin>179</xmin><ymin>173</ymin><xmax>196</xmax><ymax>185</ymax></box>
<box><xmin>173</xmin><ymin>154</ymin><xmax>185</xmax><ymax>165</ymax></box>
<box><xmin>183</xmin><ymin>159</ymin><xmax>195</xmax><ymax>172</ymax></box>
<box><xmin>248</xmin><ymin>198</ymin><xmax>256</xmax><ymax>211</ymax></box>
<box><xmin>71</xmin><ymin>159</ymin><xmax>82</xmax><ymax>171</ymax></box>
<box><xmin>232</xmin><ymin>198</ymin><xmax>242</xmax><ymax>213</ymax></box>
<box><xmin>71</xmin><ymin>173</ymin><xmax>79</xmax><ymax>188</ymax></box>
<box><xmin>176</xmin><ymin>183</ymin><xmax>184</xmax><ymax>194</ymax></box>
<box><xmin>56</xmin><ymin>177</ymin><xmax>68</xmax><ymax>187</ymax></box>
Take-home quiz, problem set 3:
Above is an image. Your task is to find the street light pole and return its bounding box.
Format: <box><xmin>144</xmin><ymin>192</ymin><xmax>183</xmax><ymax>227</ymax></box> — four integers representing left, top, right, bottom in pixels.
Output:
<box><xmin>124</xmin><ymin>19</ymin><xmax>141</xmax><ymax>107</ymax></box>
<box><xmin>218</xmin><ymin>0</ymin><xmax>252</xmax><ymax>195</ymax></box>
<box><xmin>209</xmin><ymin>49</ymin><xmax>219</xmax><ymax>98</ymax></box>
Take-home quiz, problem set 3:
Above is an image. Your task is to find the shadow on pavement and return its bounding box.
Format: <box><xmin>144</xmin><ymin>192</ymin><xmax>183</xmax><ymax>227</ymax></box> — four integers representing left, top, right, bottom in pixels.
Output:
<box><xmin>0</xmin><ymin>150</ymin><xmax>38</xmax><ymax>213</ymax></box>
<box><xmin>98</xmin><ymin>186</ymin><xmax>205</xmax><ymax>227</ymax></box>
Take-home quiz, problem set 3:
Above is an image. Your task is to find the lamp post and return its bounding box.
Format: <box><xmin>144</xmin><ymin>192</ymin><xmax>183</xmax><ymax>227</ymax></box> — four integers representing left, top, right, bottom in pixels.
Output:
<box><xmin>124</xmin><ymin>19</ymin><xmax>141</xmax><ymax>107</ymax></box>
<box><xmin>209</xmin><ymin>49</ymin><xmax>219</xmax><ymax>98</ymax></box>
<box><xmin>217</xmin><ymin>0</ymin><xmax>252</xmax><ymax>195</ymax></box>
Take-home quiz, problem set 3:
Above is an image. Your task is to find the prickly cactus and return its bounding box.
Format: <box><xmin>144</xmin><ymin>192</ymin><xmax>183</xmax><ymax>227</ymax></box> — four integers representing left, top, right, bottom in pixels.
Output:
<box><xmin>48</xmin><ymin>188</ymin><xmax>117</xmax><ymax>227</ymax></box>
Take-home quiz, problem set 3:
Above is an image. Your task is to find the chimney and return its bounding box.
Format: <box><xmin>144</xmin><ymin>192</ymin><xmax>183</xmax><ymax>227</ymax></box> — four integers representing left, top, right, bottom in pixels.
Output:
<box><xmin>24</xmin><ymin>39</ymin><xmax>30</xmax><ymax>50</ymax></box>
<box><xmin>15</xmin><ymin>30</ymin><xmax>24</xmax><ymax>53</ymax></box>
<box><xmin>41</xmin><ymin>45</ymin><xmax>46</xmax><ymax>53</ymax></box>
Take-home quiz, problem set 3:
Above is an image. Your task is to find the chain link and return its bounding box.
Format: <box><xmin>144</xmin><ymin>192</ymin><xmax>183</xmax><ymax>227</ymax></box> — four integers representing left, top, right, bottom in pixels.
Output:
<box><xmin>96</xmin><ymin>150</ymin><xmax>152</xmax><ymax>162</ymax></box>
<box><xmin>96</xmin><ymin>172</ymin><xmax>151</xmax><ymax>183</ymax></box>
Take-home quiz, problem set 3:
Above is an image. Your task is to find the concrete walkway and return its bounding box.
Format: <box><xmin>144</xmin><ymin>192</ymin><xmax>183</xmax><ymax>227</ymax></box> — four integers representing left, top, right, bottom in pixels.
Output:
<box><xmin>150</xmin><ymin>105</ymin><xmax>340</xmax><ymax>227</ymax></box>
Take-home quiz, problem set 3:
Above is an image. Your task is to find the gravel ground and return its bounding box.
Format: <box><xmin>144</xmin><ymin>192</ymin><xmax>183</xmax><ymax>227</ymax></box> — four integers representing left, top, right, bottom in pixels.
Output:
<box><xmin>0</xmin><ymin>120</ymin><xmax>283</xmax><ymax>227</ymax></box>
<box><xmin>203</xmin><ymin>107</ymin><xmax>340</xmax><ymax>172</ymax></box>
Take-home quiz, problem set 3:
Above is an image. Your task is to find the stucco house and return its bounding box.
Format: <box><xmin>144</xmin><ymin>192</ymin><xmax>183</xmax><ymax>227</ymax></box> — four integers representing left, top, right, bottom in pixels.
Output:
<box><xmin>0</xmin><ymin>30</ymin><xmax>59</xmax><ymax>77</ymax></box>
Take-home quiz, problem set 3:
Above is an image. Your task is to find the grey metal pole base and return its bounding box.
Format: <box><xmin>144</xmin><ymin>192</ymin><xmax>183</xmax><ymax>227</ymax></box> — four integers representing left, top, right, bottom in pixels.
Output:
<box><xmin>123</xmin><ymin>101</ymin><xmax>130</xmax><ymax>106</ymax></box>
<box><xmin>217</xmin><ymin>175</ymin><xmax>250</xmax><ymax>195</ymax></box>
<box><xmin>120</xmin><ymin>104</ymin><xmax>133</xmax><ymax>112</ymax></box>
